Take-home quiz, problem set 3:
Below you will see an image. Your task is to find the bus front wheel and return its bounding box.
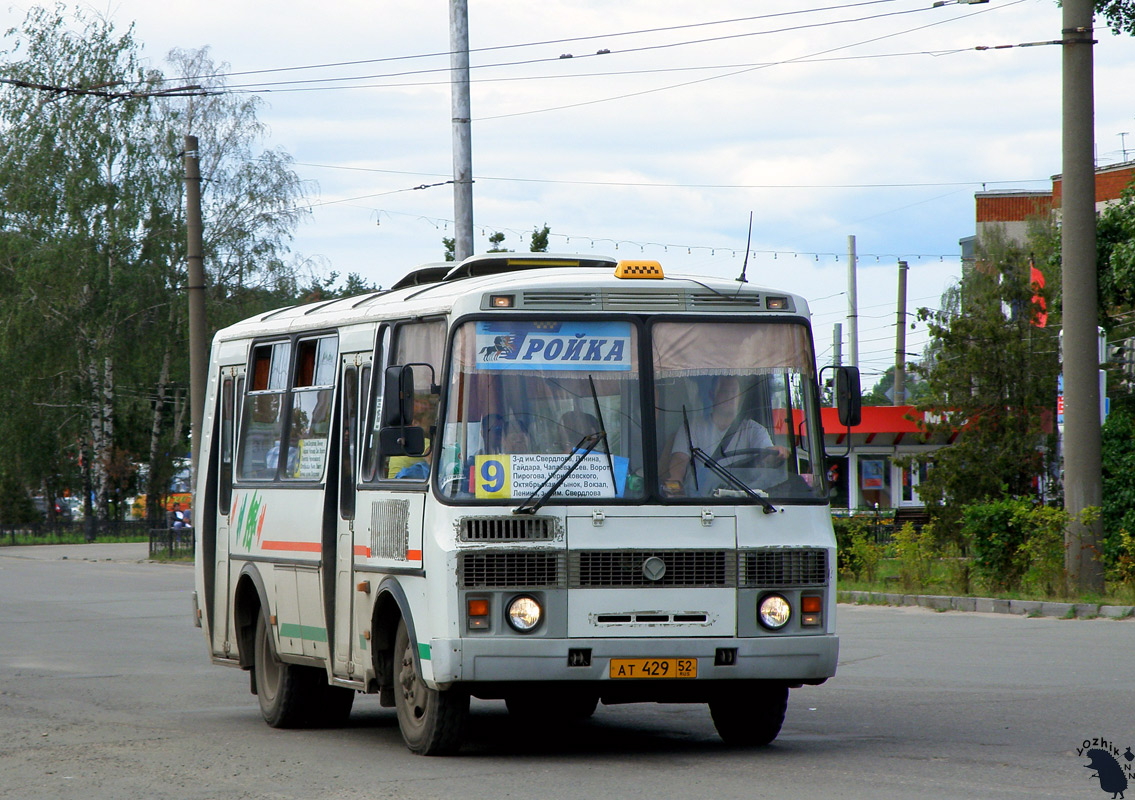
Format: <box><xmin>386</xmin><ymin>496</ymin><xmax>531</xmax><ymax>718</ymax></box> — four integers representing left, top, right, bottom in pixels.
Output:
<box><xmin>708</xmin><ymin>684</ymin><xmax>788</xmax><ymax>746</ymax></box>
<box><xmin>394</xmin><ymin>619</ymin><xmax>468</xmax><ymax>755</ymax></box>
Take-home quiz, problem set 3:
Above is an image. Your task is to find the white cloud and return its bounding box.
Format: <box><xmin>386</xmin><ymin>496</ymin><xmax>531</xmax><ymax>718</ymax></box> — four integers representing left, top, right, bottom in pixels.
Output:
<box><xmin>7</xmin><ymin>0</ymin><xmax>1133</xmax><ymax>380</ymax></box>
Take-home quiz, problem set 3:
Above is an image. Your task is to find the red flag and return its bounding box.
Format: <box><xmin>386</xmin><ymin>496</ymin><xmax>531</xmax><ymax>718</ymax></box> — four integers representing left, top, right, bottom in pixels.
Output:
<box><xmin>1030</xmin><ymin>261</ymin><xmax>1047</xmax><ymax>328</ymax></box>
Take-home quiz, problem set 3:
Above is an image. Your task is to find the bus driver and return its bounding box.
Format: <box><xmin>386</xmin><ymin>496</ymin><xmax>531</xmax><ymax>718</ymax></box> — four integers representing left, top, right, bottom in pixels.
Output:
<box><xmin>663</xmin><ymin>375</ymin><xmax>788</xmax><ymax>496</ymax></box>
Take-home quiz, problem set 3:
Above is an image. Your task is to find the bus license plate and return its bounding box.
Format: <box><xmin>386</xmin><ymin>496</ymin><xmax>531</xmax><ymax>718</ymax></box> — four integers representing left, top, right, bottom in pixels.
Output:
<box><xmin>609</xmin><ymin>658</ymin><xmax>697</xmax><ymax>679</ymax></box>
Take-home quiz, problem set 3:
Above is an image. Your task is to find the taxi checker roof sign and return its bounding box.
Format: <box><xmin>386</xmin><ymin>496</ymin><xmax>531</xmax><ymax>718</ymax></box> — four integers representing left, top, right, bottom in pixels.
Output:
<box><xmin>475</xmin><ymin>321</ymin><xmax>632</xmax><ymax>371</ymax></box>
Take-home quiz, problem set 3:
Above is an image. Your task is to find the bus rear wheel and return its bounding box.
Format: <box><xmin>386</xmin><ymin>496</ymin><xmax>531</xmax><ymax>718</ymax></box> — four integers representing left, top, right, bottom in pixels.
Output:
<box><xmin>394</xmin><ymin>619</ymin><xmax>468</xmax><ymax>755</ymax></box>
<box><xmin>708</xmin><ymin>684</ymin><xmax>789</xmax><ymax>746</ymax></box>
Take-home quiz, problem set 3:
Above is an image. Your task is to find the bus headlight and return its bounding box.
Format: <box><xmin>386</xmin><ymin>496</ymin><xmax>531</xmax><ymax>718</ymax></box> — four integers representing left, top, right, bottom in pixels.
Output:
<box><xmin>758</xmin><ymin>594</ymin><xmax>791</xmax><ymax>630</ymax></box>
<box><xmin>506</xmin><ymin>595</ymin><xmax>542</xmax><ymax>632</ymax></box>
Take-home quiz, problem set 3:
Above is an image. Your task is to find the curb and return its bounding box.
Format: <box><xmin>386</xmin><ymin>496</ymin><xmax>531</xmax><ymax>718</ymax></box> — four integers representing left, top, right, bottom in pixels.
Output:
<box><xmin>838</xmin><ymin>590</ymin><xmax>1135</xmax><ymax>619</ymax></box>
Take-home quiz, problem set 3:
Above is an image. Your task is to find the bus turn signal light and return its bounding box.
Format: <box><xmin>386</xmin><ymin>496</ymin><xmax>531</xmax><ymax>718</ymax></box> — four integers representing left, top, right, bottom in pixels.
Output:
<box><xmin>801</xmin><ymin>595</ymin><xmax>822</xmax><ymax>626</ymax></box>
<box><xmin>468</xmin><ymin>598</ymin><xmax>490</xmax><ymax>630</ymax></box>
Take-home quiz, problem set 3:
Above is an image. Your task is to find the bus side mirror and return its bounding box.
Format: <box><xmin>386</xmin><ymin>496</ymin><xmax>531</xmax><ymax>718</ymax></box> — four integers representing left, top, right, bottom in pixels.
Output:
<box><xmin>379</xmin><ymin>425</ymin><xmax>426</xmax><ymax>457</ymax></box>
<box><xmin>382</xmin><ymin>365</ymin><xmax>415</xmax><ymax>427</ymax></box>
<box><xmin>835</xmin><ymin>366</ymin><xmax>862</xmax><ymax>427</ymax></box>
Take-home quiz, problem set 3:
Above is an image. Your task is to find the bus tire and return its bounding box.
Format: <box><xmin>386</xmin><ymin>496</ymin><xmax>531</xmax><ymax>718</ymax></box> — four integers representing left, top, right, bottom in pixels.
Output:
<box><xmin>254</xmin><ymin>613</ymin><xmax>311</xmax><ymax>728</ymax></box>
<box><xmin>708</xmin><ymin>684</ymin><xmax>788</xmax><ymax>746</ymax></box>
<box><xmin>394</xmin><ymin>619</ymin><xmax>468</xmax><ymax>755</ymax></box>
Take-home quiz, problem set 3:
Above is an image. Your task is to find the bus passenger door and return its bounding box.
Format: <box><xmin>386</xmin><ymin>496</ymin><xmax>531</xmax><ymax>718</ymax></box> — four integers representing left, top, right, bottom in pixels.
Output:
<box><xmin>213</xmin><ymin>370</ymin><xmax>240</xmax><ymax>656</ymax></box>
<box><xmin>332</xmin><ymin>359</ymin><xmax>365</xmax><ymax>679</ymax></box>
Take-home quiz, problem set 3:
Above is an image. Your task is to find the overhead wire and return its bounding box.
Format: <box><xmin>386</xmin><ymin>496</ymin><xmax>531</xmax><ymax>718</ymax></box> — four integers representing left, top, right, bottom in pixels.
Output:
<box><xmin>476</xmin><ymin>0</ymin><xmax>1024</xmax><ymax>121</ymax></box>
<box><xmin>161</xmin><ymin>0</ymin><xmax>913</xmax><ymax>84</ymax></box>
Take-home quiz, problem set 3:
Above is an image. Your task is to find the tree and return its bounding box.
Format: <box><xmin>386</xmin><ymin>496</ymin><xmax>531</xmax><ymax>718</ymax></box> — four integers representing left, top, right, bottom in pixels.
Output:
<box><xmin>912</xmin><ymin>225</ymin><xmax>1061</xmax><ymax>519</ymax></box>
<box><xmin>529</xmin><ymin>224</ymin><xmax>550</xmax><ymax>253</ymax></box>
<box><xmin>443</xmin><ymin>225</ymin><xmax>553</xmax><ymax>260</ymax></box>
<box><xmin>486</xmin><ymin>231</ymin><xmax>509</xmax><ymax>252</ymax></box>
<box><xmin>1096</xmin><ymin>0</ymin><xmax>1135</xmax><ymax>35</ymax></box>
<box><xmin>0</xmin><ymin>6</ymin><xmax>170</xmax><ymax>522</ymax></box>
<box><xmin>0</xmin><ymin>10</ymin><xmax>314</xmax><ymax>525</ymax></box>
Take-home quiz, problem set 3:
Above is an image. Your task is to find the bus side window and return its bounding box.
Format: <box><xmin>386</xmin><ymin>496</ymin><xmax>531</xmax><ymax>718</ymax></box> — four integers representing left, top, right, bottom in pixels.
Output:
<box><xmin>219</xmin><ymin>377</ymin><xmax>234</xmax><ymax>510</ymax></box>
<box><xmin>340</xmin><ymin>366</ymin><xmax>358</xmax><ymax>519</ymax></box>
<box><xmin>282</xmin><ymin>335</ymin><xmax>338</xmax><ymax>481</ymax></box>
<box><xmin>382</xmin><ymin>319</ymin><xmax>445</xmax><ymax>481</ymax></box>
<box><xmin>238</xmin><ymin>341</ymin><xmax>290</xmax><ymax>480</ymax></box>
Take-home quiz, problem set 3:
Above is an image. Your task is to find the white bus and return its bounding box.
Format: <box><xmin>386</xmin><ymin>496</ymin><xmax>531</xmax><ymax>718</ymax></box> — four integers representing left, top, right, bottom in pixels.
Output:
<box><xmin>192</xmin><ymin>253</ymin><xmax>861</xmax><ymax>755</ymax></box>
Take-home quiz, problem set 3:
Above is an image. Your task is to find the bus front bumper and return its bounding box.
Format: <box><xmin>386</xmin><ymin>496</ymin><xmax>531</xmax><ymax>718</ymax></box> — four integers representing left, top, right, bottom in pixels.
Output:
<box><xmin>425</xmin><ymin>634</ymin><xmax>838</xmax><ymax>687</ymax></box>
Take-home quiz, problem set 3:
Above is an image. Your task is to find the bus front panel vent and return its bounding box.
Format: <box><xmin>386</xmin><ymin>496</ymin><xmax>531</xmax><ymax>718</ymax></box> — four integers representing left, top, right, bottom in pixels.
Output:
<box><xmin>459</xmin><ymin>516</ymin><xmax>559</xmax><ymax>542</ymax></box>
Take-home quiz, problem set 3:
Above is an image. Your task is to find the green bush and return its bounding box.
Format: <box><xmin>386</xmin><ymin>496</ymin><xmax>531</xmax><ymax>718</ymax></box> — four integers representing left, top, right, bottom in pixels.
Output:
<box><xmin>1106</xmin><ymin>529</ymin><xmax>1135</xmax><ymax>602</ymax></box>
<box><xmin>1018</xmin><ymin>505</ymin><xmax>1069</xmax><ymax>597</ymax></box>
<box><xmin>962</xmin><ymin>497</ymin><xmax>1078</xmax><ymax>597</ymax></box>
<box><xmin>834</xmin><ymin>516</ymin><xmax>883</xmax><ymax>583</ymax></box>
<box><xmin>961</xmin><ymin>497</ymin><xmax>1032</xmax><ymax>593</ymax></box>
<box><xmin>892</xmin><ymin>522</ymin><xmax>935</xmax><ymax>591</ymax></box>
<box><xmin>1102</xmin><ymin>405</ymin><xmax>1135</xmax><ymax>566</ymax></box>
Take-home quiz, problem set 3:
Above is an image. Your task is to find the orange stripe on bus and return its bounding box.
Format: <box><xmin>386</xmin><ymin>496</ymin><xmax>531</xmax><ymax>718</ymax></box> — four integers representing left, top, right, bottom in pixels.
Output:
<box><xmin>353</xmin><ymin>545</ymin><xmax>371</xmax><ymax>557</ymax></box>
<box><xmin>406</xmin><ymin>549</ymin><xmax>422</xmax><ymax>561</ymax></box>
<box><xmin>260</xmin><ymin>540</ymin><xmax>322</xmax><ymax>553</ymax></box>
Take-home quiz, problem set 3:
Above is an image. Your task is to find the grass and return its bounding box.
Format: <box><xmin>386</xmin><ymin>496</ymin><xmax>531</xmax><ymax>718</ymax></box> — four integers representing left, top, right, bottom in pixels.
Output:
<box><xmin>1</xmin><ymin>530</ymin><xmax>150</xmax><ymax>546</ymax></box>
<box><xmin>839</xmin><ymin>557</ymin><xmax>1135</xmax><ymax>607</ymax></box>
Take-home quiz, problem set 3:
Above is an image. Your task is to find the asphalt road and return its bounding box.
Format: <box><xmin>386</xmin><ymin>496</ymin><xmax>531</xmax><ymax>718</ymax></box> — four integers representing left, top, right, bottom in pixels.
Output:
<box><xmin>1</xmin><ymin>543</ymin><xmax>1131</xmax><ymax>800</ymax></box>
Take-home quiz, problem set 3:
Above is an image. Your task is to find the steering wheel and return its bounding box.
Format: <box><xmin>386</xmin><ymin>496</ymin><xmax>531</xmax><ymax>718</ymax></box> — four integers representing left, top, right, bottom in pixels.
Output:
<box><xmin>439</xmin><ymin>473</ymin><xmax>467</xmax><ymax>494</ymax></box>
<box><xmin>719</xmin><ymin>447</ymin><xmax>785</xmax><ymax>469</ymax></box>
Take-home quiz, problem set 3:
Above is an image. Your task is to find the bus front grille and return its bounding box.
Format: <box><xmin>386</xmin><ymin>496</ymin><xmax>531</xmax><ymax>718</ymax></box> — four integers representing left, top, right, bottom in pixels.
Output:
<box><xmin>459</xmin><ymin>551</ymin><xmax>566</xmax><ymax>589</ymax></box>
<box><xmin>570</xmin><ymin>550</ymin><xmax>733</xmax><ymax>588</ymax></box>
<box><xmin>740</xmin><ymin>548</ymin><xmax>828</xmax><ymax>587</ymax></box>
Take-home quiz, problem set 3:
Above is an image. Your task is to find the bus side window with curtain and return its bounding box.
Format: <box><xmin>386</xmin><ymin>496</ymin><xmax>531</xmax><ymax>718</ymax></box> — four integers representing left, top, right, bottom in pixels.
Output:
<box><xmin>383</xmin><ymin>320</ymin><xmax>446</xmax><ymax>481</ymax></box>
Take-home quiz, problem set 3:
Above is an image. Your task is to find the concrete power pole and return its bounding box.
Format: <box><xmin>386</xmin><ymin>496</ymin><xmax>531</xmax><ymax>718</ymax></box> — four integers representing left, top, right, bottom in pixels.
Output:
<box><xmin>847</xmin><ymin>235</ymin><xmax>859</xmax><ymax>367</ymax></box>
<box><xmin>184</xmin><ymin>136</ymin><xmax>207</xmax><ymax>486</ymax></box>
<box><xmin>450</xmin><ymin>0</ymin><xmax>474</xmax><ymax>261</ymax></box>
<box><xmin>1061</xmin><ymin>0</ymin><xmax>1103</xmax><ymax>591</ymax></box>
<box><xmin>833</xmin><ymin>323</ymin><xmax>843</xmax><ymax>407</ymax></box>
<box><xmin>894</xmin><ymin>260</ymin><xmax>908</xmax><ymax>405</ymax></box>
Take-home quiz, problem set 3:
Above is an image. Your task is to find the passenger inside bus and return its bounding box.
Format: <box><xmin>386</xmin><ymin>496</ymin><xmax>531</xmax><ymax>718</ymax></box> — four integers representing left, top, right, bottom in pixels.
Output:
<box><xmin>555</xmin><ymin>410</ymin><xmax>600</xmax><ymax>452</ymax></box>
<box><xmin>386</xmin><ymin>393</ymin><xmax>436</xmax><ymax>479</ymax></box>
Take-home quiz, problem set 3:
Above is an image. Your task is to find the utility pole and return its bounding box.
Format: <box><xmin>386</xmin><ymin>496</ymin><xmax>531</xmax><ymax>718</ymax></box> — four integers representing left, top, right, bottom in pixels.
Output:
<box><xmin>1061</xmin><ymin>0</ymin><xmax>1103</xmax><ymax>592</ymax></box>
<box><xmin>833</xmin><ymin>323</ymin><xmax>843</xmax><ymax>407</ymax></box>
<box><xmin>184</xmin><ymin>135</ymin><xmax>207</xmax><ymax>487</ymax></box>
<box><xmin>449</xmin><ymin>0</ymin><xmax>474</xmax><ymax>261</ymax></box>
<box><xmin>1120</xmin><ymin>131</ymin><xmax>1130</xmax><ymax>162</ymax></box>
<box><xmin>894</xmin><ymin>260</ymin><xmax>908</xmax><ymax>405</ymax></box>
<box><xmin>847</xmin><ymin>235</ymin><xmax>859</xmax><ymax>368</ymax></box>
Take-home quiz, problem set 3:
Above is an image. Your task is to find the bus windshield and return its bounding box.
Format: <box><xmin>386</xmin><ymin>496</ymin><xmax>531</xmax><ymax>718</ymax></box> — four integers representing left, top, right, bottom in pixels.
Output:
<box><xmin>653</xmin><ymin>320</ymin><xmax>825</xmax><ymax>502</ymax></box>
<box><xmin>437</xmin><ymin>319</ymin><xmax>646</xmax><ymax>502</ymax></box>
<box><xmin>435</xmin><ymin>317</ymin><xmax>825</xmax><ymax>504</ymax></box>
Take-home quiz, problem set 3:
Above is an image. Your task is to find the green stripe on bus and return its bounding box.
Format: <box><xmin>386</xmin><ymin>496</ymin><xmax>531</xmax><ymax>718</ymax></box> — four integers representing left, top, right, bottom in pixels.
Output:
<box><xmin>359</xmin><ymin>635</ymin><xmax>368</xmax><ymax>650</ymax></box>
<box><xmin>417</xmin><ymin>642</ymin><xmax>431</xmax><ymax>661</ymax></box>
<box><xmin>278</xmin><ymin>623</ymin><xmax>328</xmax><ymax>643</ymax></box>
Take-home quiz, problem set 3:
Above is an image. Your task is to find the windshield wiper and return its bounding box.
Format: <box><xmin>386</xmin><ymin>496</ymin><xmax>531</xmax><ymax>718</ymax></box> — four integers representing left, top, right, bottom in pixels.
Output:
<box><xmin>680</xmin><ymin>406</ymin><xmax>777</xmax><ymax>514</ymax></box>
<box><xmin>513</xmin><ymin>431</ymin><xmax>604</xmax><ymax>515</ymax></box>
<box><xmin>587</xmin><ymin>375</ymin><xmax>617</xmax><ymax>492</ymax></box>
<box><xmin>514</xmin><ymin>376</ymin><xmax>616</xmax><ymax>515</ymax></box>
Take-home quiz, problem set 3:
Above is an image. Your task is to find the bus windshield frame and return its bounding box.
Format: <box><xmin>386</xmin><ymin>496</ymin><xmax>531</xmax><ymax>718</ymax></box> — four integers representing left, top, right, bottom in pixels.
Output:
<box><xmin>433</xmin><ymin>314</ymin><xmax>828</xmax><ymax>506</ymax></box>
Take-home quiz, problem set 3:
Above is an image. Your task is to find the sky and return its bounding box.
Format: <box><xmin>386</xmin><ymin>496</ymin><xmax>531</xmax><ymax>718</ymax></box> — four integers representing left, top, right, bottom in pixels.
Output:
<box><xmin>4</xmin><ymin>0</ymin><xmax>1135</xmax><ymax>387</ymax></box>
